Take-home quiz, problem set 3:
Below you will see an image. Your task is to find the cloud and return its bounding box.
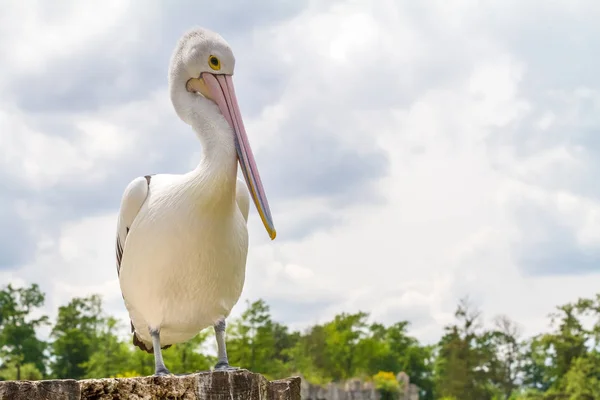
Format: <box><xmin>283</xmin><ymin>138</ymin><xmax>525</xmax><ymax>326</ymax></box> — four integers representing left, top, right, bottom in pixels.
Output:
<box><xmin>0</xmin><ymin>199</ymin><xmax>35</xmax><ymax>270</ymax></box>
<box><xmin>0</xmin><ymin>0</ymin><xmax>381</xmax><ymax>245</ymax></box>
<box><xmin>505</xmin><ymin>184</ymin><xmax>600</xmax><ymax>276</ymax></box>
<box><xmin>488</xmin><ymin>88</ymin><xmax>600</xmax><ymax>199</ymax></box>
<box><xmin>259</xmin><ymin>114</ymin><xmax>389</xmax><ymax>205</ymax></box>
<box><xmin>0</xmin><ymin>1</ymin><xmax>157</xmax><ymax>109</ymax></box>
<box><xmin>0</xmin><ymin>0</ymin><xmax>306</xmax><ymax>114</ymax></box>
<box><xmin>2</xmin><ymin>0</ymin><xmax>600</xmax><ymax>349</ymax></box>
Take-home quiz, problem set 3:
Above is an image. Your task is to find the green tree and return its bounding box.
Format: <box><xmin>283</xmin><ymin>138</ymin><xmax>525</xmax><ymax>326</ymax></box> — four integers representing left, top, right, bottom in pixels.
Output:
<box><xmin>538</xmin><ymin>295</ymin><xmax>600</xmax><ymax>397</ymax></box>
<box><xmin>359</xmin><ymin>320</ymin><xmax>434</xmax><ymax>399</ymax></box>
<box><xmin>561</xmin><ymin>353</ymin><xmax>600</xmax><ymax>398</ymax></box>
<box><xmin>123</xmin><ymin>346</ymin><xmax>155</xmax><ymax>377</ymax></box>
<box><xmin>434</xmin><ymin>297</ymin><xmax>499</xmax><ymax>400</ymax></box>
<box><xmin>0</xmin><ymin>360</ymin><xmax>43</xmax><ymax>381</ymax></box>
<box><xmin>487</xmin><ymin>316</ymin><xmax>524</xmax><ymax>399</ymax></box>
<box><xmin>322</xmin><ymin>311</ymin><xmax>370</xmax><ymax>381</ymax></box>
<box><xmin>290</xmin><ymin>324</ymin><xmax>329</xmax><ymax>382</ymax></box>
<box><xmin>0</xmin><ymin>283</ymin><xmax>49</xmax><ymax>380</ymax></box>
<box><xmin>358</xmin><ymin>322</ymin><xmax>396</xmax><ymax>375</ymax></box>
<box><xmin>540</xmin><ymin>303</ymin><xmax>587</xmax><ymax>383</ymax></box>
<box><xmin>520</xmin><ymin>336</ymin><xmax>551</xmax><ymax>392</ymax></box>
<box><xmin>82</xmin><ymin>316</ymin><xmax>133</xmax><ymax>378</ymax></box>
<box><xmin>284</xmin><ymin>325</ymin><xmax>327</xmax><ymax>384</ymax></box>
<box><xmin>227</xmin><ymin>299</ymin><xmax>297</xmax><ymax>379</ymax></box>
<box><xmin>9</xmin><ymin>284</ymin><xmax>600</xmax><ymax>396</ymax></box>
<box><xmin>50</xmin><ymin>295</ymin><xmax>103</xmax><ymax>379</ymax></box>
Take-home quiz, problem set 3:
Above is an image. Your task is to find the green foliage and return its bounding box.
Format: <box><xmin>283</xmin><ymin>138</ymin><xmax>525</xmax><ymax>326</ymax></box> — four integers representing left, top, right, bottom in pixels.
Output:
<box><xmin>434</xmin><ymin>298</ymin><xmax>494</xmax><ymax>400</ymax></box>
<box><xmin>226</xmin><ymin>299</ymin><xmax>298</xmax><ymax>379</ymax></box>
<box><xmin>4</xmin><ymin>282</ymin><xmax>600</xmax><ymax>400</ymax></box>
<box><xmin>322</xmin><ymin>311</ymin><xmax>370</xmax><ymax>381</ymax></box>
<box><xmin>0</xmin><ymin>360</ymin><xmax>43</xmax><ymax>381</ymax></box>
<box><xmin>82</xmin><ymin>316</ymin><xmax>136</xmax><ymax>379</ymax></box>
<box><xmin>47</xmin><ymin>293</ymin><xmax>216</xmax><ymax>380</ymax></box>
<box><xmin>0</xmin><ymin>283</ymin><xmax>49</xmax><ymax>379</ymax></box>
<box><xmin>49</xmin><ymin>295</ymin><xmax>104</xmax><ymax>379</ymax></box>
<box><xmin>561</xmin><ymin>354</ymin><xmax>600</xmax><ymax>398</ymax></box>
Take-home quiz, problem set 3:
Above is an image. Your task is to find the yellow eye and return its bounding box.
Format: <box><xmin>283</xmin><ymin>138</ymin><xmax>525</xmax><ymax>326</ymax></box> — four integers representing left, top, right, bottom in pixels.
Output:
<box><xmin>208</xmin><ymin>55</ymin><xmax>221</xmax><ymax>71</ymax></box>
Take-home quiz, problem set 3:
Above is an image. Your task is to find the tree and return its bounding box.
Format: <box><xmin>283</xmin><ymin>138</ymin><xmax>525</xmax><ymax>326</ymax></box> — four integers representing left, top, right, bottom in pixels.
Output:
<box><xmin>8</xmin><ymin>281</ymin><xmax>600</xmax><ymax>397</ymax></box>
<box><xmin>487</xmin><ymin>315</ymin><xmax>524</xmax><ymax>399</ymax></box>
<box><xmin>291</xmin><ymin>324</ymin><xmax>329</xmax><ymax>382</ymax></box>
<box><xmin>0</xmin><ymin>283</ymin><xmax>49</xmax><ymax>380</ymax></box>
<box><xmin>561</xmin><ymin>353</ymin><xmax>600</xmax><ymax>398</ymax></box>
<box><xmin>358</xmin><ymin>320</ymin><xmax>434</xmax><ymax>399</ymax></box>
<box><xmin>520</xmin><ymin>336</ymin><xmax>551</xmax><ymax>392</ymax></box>
<box><xmin>284</xmin><ymin>325</ymin><xmax>328</xmax><ymax>384</ymax></box>
<box><xmin>537</xmin><ymin>295</ymin><xmax>600</xmax><ymax>397</ymax></box>
<box><xmin>434</xmin><ymin>297</ymin><xmax>499</xmax><ymax>400</ymax></box>
<box><xmin>49</xmin><ymin>295</ymin><xmax>103</xmax><ymax>379</ymax></box>
<box><xmin>0</xmin><ymin>361</ymin><xmax>43</xmax><ymax>381</ymax></box>
<box><xmin>82</xmin><ymin>316</ymin><xmax>134</xmax><ymax>378</ymax></box>
<box><xmin>542</xmin><ymin>303</ymin><xmax>587</xmax><ymax>382</ymax></box>
<box><xmin>227</xmin><ymin>299</ymin><xmax>296</xmax><ymax>379</ymax></box>
<box><xmin>322</xmin><ymin>311</ymin><xmax>370</xmax><ymax>381</ymax></box>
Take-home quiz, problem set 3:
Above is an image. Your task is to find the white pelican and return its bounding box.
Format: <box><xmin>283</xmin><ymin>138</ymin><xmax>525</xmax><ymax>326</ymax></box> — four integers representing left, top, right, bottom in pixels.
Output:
<box><xmin>115</xmin><ymin>27</ymin><xmax>276</xmax><ymax>376</ymax></box>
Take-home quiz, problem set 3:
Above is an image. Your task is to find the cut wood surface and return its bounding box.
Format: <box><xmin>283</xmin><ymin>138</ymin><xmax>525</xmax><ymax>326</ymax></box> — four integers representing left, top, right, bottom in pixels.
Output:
<box><xmin>0</xmin><ymin>369</ymin><xmax>300</xmax><ymax>400</ymax></box>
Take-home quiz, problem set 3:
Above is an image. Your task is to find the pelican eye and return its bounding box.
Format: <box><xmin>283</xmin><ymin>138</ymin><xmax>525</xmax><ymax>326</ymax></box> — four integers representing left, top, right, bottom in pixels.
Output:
<box><xmin>209</xmin><ymin>56</ymin><xmax>221</xmax><ymax>70</ymax></box>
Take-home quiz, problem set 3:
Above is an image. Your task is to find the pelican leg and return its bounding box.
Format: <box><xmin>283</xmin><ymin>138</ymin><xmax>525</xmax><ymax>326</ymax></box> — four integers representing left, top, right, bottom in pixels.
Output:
<box><xmin>150</xmin><ymin>328</ymin><xmax>171</xmax><ymax>376</ymax></box>
<box><xmin>214</xmin><ymin>319</ymin><xmax>238</xmax><ymax>370</ymax></box>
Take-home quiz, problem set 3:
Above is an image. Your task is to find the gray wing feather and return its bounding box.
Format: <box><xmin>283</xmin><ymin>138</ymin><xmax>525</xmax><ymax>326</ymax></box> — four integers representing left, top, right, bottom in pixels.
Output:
<box><xmin>115</xmin><ymin>175</ymin><xmax>152</xmax><ymax>276</ymax></box>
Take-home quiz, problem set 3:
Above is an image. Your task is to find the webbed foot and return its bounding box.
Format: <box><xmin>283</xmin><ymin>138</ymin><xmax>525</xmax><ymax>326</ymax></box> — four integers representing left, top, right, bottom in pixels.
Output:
<box><xmin>153</xmin><ymin>366</ymin><xmax>172</xmax><ymax>376</ymax></box>
<box><xmin>214</xmin><ymin>361</ymin><xmax>239</xmax><ymax>371</ymax></box>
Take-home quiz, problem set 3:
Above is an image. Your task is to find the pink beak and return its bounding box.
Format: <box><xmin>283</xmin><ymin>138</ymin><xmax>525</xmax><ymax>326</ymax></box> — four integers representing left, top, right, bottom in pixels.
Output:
<box><xmin>201</xmin><ymin>72</ymin><xmax>276</xmax><ymax>240</ymax></box>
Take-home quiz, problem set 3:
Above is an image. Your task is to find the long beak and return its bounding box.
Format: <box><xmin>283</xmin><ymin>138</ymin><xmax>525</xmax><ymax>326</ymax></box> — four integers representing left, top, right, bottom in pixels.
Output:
<box><xmin>201</xmin><ymin>72</ymin><xmax>276</xmax><ymax>240</ymax></box>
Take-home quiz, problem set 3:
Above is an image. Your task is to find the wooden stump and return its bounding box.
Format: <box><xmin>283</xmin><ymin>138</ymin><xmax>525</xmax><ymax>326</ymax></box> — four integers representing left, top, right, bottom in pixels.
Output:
<box><xmin>0</xmin><ymin>369</ymin><xmax>300</xmax><ymax>400</ymax></box>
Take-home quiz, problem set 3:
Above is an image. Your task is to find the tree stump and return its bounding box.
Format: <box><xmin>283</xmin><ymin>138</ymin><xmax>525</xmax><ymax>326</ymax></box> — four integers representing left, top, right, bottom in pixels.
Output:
<box><xmin>0</xmin><ymin>369</ymin><xmax>300</xmax><ymax>400</ymax></box>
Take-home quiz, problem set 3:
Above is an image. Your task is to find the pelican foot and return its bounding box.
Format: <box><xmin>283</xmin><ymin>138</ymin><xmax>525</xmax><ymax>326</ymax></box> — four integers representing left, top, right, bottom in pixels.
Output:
<box><xmin>153</xmin><ymin>367</ymin><xmax>172</xmax><ymax>376</ymax></box>
<box><xmin>214</xmin><ymin>361</ymin><xmax>239</xmax><ymax>371</ymax></box>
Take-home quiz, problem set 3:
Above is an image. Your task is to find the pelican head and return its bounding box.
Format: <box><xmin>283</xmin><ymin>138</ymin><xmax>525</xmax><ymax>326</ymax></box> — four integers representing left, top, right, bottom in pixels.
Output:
<box><xmin>168</xmin><ymin>27</ymin><xmax>276</xmax><ymax>240</ymax></box>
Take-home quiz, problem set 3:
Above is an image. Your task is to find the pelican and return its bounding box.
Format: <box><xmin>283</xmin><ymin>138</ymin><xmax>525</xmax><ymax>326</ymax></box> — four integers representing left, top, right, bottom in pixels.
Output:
<box><xmin>115</xmin><ymin>27</ymin><xmax>276</xmax><ymax>376</ymax></box>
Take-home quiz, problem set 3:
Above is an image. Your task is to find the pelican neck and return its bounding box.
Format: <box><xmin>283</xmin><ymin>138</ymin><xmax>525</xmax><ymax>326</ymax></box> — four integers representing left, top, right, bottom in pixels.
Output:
<box><xmin>187</xmin><ymin>122</ymin><xmax>239</xmax><ymax>205</ymax></box>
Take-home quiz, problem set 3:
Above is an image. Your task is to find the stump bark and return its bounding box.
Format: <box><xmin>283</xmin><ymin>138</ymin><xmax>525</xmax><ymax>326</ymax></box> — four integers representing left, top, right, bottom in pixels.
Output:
<box><xmin>0</xmin><ymin>369</ymin><xmax>300</xmax><ymax>400</ymax></box>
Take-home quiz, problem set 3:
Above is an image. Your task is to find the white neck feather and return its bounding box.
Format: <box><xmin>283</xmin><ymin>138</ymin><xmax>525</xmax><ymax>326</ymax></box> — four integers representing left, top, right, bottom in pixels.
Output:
<box><xmin>170</xmin><ymin>68</ymin><xmax>238</xmax><ymax>204</ymax></box>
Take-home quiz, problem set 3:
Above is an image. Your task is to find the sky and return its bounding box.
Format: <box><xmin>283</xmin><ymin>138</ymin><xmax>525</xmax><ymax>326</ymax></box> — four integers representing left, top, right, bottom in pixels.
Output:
<box><xmin>1</xmin><ymin>0</ymin><xmax>600</xmax><ymax>346</ymax></box>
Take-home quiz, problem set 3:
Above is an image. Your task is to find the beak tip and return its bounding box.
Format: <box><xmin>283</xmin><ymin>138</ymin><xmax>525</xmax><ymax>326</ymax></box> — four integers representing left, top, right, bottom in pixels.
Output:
<box><xmin>269</xmin><ymin>229</ymin><xmax>276</xmax><ymax>240</ymax></box>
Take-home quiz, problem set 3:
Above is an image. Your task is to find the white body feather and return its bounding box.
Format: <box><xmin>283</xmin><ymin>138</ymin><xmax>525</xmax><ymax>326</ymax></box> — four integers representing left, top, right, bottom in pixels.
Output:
<box><xmin>118</xmin><ymin>171</ymin><xmax>250</xmax><ymax>348</ymax></box>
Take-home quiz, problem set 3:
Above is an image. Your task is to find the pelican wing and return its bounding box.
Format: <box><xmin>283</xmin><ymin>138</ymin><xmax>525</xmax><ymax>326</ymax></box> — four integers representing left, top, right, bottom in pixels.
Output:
<box><xmin>236</xmin><ymin>177</ymin><xmax>250</xmax><ymax>223</ymax></box>
<box><xmin>115</xmin><ymin>174</ymin><xmax>165</xmax><ymax>354</ymax></box>
<box><xmin>115</xmin><ymin>175</ymin><xmax>152</xmax><ymax>276</ymax></box>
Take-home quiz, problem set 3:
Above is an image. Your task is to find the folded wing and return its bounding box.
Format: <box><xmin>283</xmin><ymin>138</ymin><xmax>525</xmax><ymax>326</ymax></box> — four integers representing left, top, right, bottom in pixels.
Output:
<box><xmin>115</xmin><ymin>175</ymin><xmax>152</xmax><ymax>276</ymax></box>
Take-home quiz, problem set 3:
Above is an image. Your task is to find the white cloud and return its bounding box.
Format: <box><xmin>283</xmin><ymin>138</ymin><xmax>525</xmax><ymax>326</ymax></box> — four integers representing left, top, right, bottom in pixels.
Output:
<box><xmin>2</xmin><ymin>0</ymin><xmax>600</xmax><ymax>350</ymax></box>
<box><xmin>237</xmin><ymin>0</ymin><xmax>600</xmax><ymax>341</ymax></box>
<box><xmin>0</xmin><ymin>0</ymin><xmax>157</xmax><ymax>79</ymax></box>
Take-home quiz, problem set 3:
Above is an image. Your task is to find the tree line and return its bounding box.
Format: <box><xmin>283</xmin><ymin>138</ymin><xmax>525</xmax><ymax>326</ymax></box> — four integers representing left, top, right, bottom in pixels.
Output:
<box><xmin>0</xmin><ymin>283</ymin><xmax>599</xmax><ymax>399</ymax></box>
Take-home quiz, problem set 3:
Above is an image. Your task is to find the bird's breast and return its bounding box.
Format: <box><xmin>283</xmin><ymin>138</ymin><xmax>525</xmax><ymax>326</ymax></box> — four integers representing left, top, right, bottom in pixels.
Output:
<box><xmin>119</xmin><ymin>192</ymin><xmax>249</xmax><ymax>339</ymax></box>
